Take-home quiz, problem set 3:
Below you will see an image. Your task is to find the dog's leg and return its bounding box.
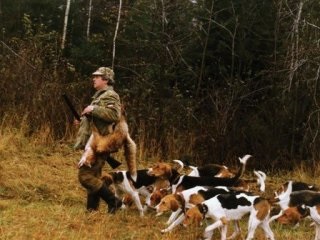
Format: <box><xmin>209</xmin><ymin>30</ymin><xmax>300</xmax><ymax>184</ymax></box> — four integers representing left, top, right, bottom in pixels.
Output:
<box><xmin>315</xmin><ymin>223</ymin><xmax>320</xmax><ymax>240</ymax></box>
<box><xmin>161</xmin><ymin>213</ymin><xmax>185</xmax><ymax>233</ymax></box>
<box><xmin>203</xmin><ymin>220</ymin><xmax>224</xmax><ymax>240</ymax></box>
<box><xmin>138</xmin><ymin>187</ymin><xmax>151</xmax><ymax>212</ymax></box>
<box><xmin>166</xmin><ymin>209</ymin><xmax>182</xmax><ymax>225</ymax></box>
<box><xmin>142</xmin><ymin>193</ymin><xmax>151</xmax><ymax>212</ymax></box>
<box><xmin>131</xmin><ymin>191</ymin><xmax>144</xmax><ymax>217</ymax></box>
<box><xmin>246</xmin><ymin>214</ymin><xmax>261</xmax><ymax>240</ymax></box>
<box><xmin>121</xmin><ymin>177</ymin><xmax>144</xmax><ymax>216</ymax></box>
<box><xmin>260</xmin><ymin>219</ymin><xmax>275</xmax><ymax>240</ymax></box>
<box><xmin>220</xmin><ymin>225</ymin><xmax>228</xmax><ymax>240</ymax></box>
<box><xmin>309</xmin><ymin>205</ymin><xmax>320</xmax><ymax>240</ymax></box>
<box><xmin>227</xmin><ymin>220</ymin><xmax>241</xmax><ymax>239</ymax></box>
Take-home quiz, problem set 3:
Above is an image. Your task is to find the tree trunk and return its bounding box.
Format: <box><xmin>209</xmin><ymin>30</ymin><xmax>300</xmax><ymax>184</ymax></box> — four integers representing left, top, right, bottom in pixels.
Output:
<box><xmin>86</xmin><ymin>0</ymin><xmax>93</xmax><ymax>40</ymax></box>
<box><xmin>61</xmin><ymin>0</ymin><xmax>71</xmax><ymax>50</ymax></box>
<box><xmin>112</xmin><ymin>0</ymin><xmax>122</xmax><ymax>69</ymax></box>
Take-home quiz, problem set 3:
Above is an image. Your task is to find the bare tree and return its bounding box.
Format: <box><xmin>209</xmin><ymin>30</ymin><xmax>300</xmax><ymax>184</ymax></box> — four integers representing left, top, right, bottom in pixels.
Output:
<box><xmin>61</xmin><ymin>0</ymin><xmax>71</xmax><ymax>50</ymax></box>
<box><xmin>86</xmin><ymin>0</ymin><xmax>93</xmax><ymax>40</ymax></box>
<box><xmin>112</xmin><ymin>0</ymin><xmax>122</xmax><ymax>69</ymax></box>
<box><xmin>288</xmin><ymin>1</ymin><xmax>304</xmax><ymax>91</ymax></box>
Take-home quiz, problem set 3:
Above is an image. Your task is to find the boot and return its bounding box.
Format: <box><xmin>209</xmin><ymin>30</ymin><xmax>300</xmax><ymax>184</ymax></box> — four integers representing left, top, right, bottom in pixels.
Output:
<box><xmin>98</xmin><ymin>184</ymin><xmax>123</xmax><ymax>214</ymax></box>
<box><xmin>86</xmin><ymin>192</ymin><xmax>100</xmax><ymax>212</ymax></box>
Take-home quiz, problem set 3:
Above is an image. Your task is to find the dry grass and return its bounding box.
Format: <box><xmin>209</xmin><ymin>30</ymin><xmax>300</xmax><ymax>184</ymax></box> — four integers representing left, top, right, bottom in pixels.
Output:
<box><xmin>0</xmin><ymin>125</ymin><xmax>319</xmax><ymax>240</ymax></box>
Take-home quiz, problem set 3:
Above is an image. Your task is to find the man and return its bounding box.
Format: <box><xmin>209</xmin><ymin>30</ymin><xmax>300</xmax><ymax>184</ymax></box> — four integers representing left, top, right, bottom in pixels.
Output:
<box><xmin>74</xmin><ymin>67</ymin><xmax>123</xmax><ymax>213</ymax></box>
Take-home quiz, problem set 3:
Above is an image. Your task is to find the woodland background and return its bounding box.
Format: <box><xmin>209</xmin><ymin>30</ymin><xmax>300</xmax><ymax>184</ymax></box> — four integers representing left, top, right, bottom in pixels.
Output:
<box><xmin>1</xmin><ymin>0</ymin><xmax>320</xmax><ymax>171</ymax></box>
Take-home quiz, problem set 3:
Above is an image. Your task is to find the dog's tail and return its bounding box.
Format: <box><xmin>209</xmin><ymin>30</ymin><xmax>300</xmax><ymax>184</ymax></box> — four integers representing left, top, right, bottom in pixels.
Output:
<box><xmin>268</xmin><ymin>209</ymin><xmax>283</xmax><ymax>223</ymax></box>
<box><xmin>232</xmin><ymin>154</ymin><xmax>251</xmax><ymax>181</ymax></box>
<box><xmin>253</xmin><ymin>170</ymin><xmax>267</xmax><ymax>192</ymax></box>
<box><xmin>172</xmin><ymin>159</ymin><xmax>185</xmax><ymax>171</ymax></box>
<box><xmin>124</xmin><ymin>134</ymin><xmax>137</xmax><ymax>181</ymax></box>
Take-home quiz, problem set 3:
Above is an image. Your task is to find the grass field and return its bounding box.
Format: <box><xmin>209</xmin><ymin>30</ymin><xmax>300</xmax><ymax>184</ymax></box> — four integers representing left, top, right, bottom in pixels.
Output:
<box><xmin>0</xmin><ymin>127</ymin><xmax>319</xmax><ymax>240</ymax></box>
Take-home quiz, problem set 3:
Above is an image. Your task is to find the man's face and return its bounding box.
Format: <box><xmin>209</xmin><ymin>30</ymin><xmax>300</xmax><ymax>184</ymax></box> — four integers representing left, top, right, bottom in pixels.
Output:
<box><xmin>92</xmin><ymin>75</ymin><xmax>107</xmax><ymax>90</ymax></box>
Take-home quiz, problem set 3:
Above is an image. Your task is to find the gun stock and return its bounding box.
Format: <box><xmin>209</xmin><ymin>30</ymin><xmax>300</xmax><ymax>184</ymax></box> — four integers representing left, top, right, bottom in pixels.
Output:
<box><xmin>105</xmin><ymin>155</ymin><xmax>122</xmax><ymax>169</ymax></box>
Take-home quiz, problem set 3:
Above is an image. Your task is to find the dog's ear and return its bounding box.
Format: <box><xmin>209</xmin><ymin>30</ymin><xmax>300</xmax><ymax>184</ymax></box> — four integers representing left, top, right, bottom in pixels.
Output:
<box><xmin>164</xmin><ymin>165</ymin><xmax>173</xmax><ymax>179</ymax></box>
<box><xmin>189</xmin><ymin>193</ymin><xmax>205</xmax><ymax>205</ymax></box>
<box><xmin>170</xmin><ymin>199</ymin><xmax>179</xmax><ymax>212</ymax></box>
<box><xmin>174</xmin><ymin>194</ymin><xmax>186</xmax><ymax>212</ymax></box>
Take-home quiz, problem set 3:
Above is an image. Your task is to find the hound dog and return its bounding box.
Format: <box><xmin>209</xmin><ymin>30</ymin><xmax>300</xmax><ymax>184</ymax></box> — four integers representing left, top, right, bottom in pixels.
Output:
<box><xmin>272</xmin><ymin>180</ymin><xmax>320</xmax><ymax>239</ymax></box>
<box><xmin>146</xmin><ymin>166</ymin><xmax>265</xmax><ymax>210</ymax></box>
<box><xmin>173</xmin><ymin>159</ymin><xmax>266</xmax><ymax>189</ymax></box>
<box><xmin>146</xmin><ymin>158</ymin><xmax>236</xmax><ymax>206</ymax></box>
<box><xmin>183</xmin><ymin>192</ymin><xmax>275</xmax><ymax>240</ymax></box>
<box><xmin>146</xmin><ymin>159</ymin><xmax>250</xmax><ymax>208</ymax></box>
<box><xmin>145</xmin><ymin>188</ymin><xmax>170</xmax><ymax>209</ymax></box>
<box><xmin>270</xmin><ymin>181</ymin><xmax>319</xmax><ymax>225</ymax></box>
<box><xmin>275</xmin><ymin>180</ymin><xmax>319</xmax><ymax>197</ymax></box>
<box><xmin>173</xmin><ymin>159</ymin><xmax>235</xmax><ymax>178</ymax></box>
<box><xmin>155</xmin><ymin>186</ymin><xmax>244</xmax><ymax>234</ymax></box>
<box><xmin>102</xmin><ymin>169</ymin><xmax>170</xmax><ymax>216</ymax></box>
<box><xmin>148</xmin><ymin>154</ymin><xmax>251</xmax><ymax>193</ymax></box>
<box><xmin>147</xmin><ymin>167</ymin><xmax>266</xmax><ymax>211</ymax></box>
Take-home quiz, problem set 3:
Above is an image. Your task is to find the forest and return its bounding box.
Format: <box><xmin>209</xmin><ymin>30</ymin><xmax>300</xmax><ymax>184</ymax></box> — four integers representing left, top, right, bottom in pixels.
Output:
<box><xmin>1</xmin><ymin>0</ymin><xmax>320</xmax><ymax>170</ymax></box>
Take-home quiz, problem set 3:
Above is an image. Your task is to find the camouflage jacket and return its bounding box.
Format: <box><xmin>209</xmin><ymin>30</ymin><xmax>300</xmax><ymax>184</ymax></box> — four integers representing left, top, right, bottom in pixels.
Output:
<box><xmin>74</xmin><ymin>86</ymin><xmax>121</xmax><ymax>150</ymax></box>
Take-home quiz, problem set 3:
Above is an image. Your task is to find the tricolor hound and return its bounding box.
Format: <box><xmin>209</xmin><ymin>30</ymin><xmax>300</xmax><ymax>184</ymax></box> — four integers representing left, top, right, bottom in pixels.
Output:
<box><xmin>148</xmin><ymin>154</ymin><xmax>251</xmax><ymax>193</ymax></box>
<box><xmin>272</xmin><ymin>181</ymin><xmax>320</xmax><ymax>239</ymax></box>
<box><xmin>102</xmin><ymin>169</ymin><xmax>169</xmax><ymax>216</ymax></box>
<box><xmin>155</xmin><ymin>186</ymin><xmax>244</xmax><ymax>235</ymax></box>
<box><xmin>183</xmin><ymin>192</ymin><xmax>275</xmax><ymax>240</ymax></box>
<box><xmin>173</xmin><ymin>159</ymin><xmax>235</xmax><ymax>178</ymax></box>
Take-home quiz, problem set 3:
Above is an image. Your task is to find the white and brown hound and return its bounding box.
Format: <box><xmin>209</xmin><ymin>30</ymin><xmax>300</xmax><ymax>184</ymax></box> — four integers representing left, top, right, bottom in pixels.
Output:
<box><xmin>183</xmin><ymin>192</ymin><xmax>275</xmax><ymax>240</ymax></box>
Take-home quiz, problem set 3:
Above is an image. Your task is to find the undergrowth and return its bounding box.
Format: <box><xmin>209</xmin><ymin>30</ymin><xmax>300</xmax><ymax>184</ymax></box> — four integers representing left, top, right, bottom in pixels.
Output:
<box><xmin>0</xmin><ymin>123</ymin><xmax>319</xmax><ymax>240</ymax></box>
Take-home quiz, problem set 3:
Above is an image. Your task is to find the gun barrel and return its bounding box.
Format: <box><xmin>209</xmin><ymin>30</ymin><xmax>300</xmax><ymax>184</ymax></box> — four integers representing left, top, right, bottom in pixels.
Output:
<box><xmin>62</xmin><ymin>94</ymin><xmax>81</xmax><ymax>121</ymax></box>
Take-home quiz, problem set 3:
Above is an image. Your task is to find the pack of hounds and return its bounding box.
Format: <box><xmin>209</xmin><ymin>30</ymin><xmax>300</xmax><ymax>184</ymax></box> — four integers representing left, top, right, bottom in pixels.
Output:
<box><xmin>101</xmin><ymin>155</ymin><xmax>320</xmax><ymax>240</ymax></box>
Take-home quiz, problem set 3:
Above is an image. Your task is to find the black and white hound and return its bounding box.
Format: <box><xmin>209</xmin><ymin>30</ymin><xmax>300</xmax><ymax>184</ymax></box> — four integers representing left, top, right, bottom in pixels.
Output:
<box><xmin>103</xmin><ymin>169</ymin><xmax>169</xmax><ymax>216</ymax></box>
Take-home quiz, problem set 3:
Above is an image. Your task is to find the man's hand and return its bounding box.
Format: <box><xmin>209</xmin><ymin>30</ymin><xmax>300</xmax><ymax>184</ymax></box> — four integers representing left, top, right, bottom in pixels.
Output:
<box><xmin>78</xmin><ymin>155</ymin><xmax>91</xmax><ymax>168</ymax></box>
<box><xmin>81</xmin><ymin>105</ymin><xmax>94</xmax><ymax>116</ymax></box>
<box><xmin>73</xmin><ymin>119</ymin><xmax>80</xmax><ymax>126</ymax></box>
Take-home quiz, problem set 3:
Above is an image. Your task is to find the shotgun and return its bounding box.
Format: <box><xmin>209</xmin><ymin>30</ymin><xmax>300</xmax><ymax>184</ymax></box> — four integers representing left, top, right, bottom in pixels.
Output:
<box><xmin>62</xmin><ymin>94</ymin><xmax>81</xmax><ymax>121</ymax></box>
<box><xmin>62</xmin><ymin>94</ymin><xmax>122</xmax><ymax>169</ymax></box>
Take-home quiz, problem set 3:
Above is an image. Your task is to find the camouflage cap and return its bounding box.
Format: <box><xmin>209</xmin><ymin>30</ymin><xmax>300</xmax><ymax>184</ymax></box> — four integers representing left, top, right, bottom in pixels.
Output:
<box><xmin>92</xmin><ymin>67</ymin><xmax>115</xmax><ymax>82</ymax></box>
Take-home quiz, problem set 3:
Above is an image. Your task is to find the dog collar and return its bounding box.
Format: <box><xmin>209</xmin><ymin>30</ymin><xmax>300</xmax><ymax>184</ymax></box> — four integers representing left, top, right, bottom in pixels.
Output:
<box><xmin>197</xmin><ymin>203</ymin><xmax>208</xmax><ymax>219</ymax></box>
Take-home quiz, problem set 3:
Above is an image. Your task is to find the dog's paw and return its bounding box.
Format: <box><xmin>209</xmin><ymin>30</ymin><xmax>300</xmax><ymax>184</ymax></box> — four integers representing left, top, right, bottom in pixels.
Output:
<box><xmin>156</xmin><ymin>212</ymin><xmax>163</xmax><ymax>217</ymax></box>
<box><xmin>161</xmin><ymin>228</ymin><xmax>170</xmax><ymax>233</ymax></box>
<box><xmin>139</xmin><ymin>212</ymin><xmax>145</xmax><ymax>217</ymax></box>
